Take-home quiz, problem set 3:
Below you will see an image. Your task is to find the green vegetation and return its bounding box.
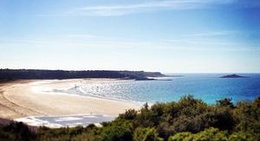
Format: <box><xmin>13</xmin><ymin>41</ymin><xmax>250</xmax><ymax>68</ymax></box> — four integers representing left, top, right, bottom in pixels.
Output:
<box><xmin>0</xmin><ymin>95</ymin><xmax>259</xmax><ymax>141</ymax></box>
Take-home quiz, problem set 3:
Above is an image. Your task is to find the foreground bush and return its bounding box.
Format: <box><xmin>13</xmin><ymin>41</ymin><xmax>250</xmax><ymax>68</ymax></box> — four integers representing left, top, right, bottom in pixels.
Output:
<box><xmin>168</xmin><ymin>128</ymin><xmax>258</xmax><ymax>141</ymax></box>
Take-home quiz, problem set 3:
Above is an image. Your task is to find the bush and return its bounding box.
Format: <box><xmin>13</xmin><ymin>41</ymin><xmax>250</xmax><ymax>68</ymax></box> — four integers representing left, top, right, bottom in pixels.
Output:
<box><xmin>96</xmin><ymin>120</ymin><xmax>133</xmax><ymax>141</ymax></box>
<box><xmin>133</xmin><ymin>127</ymin><xmax>162</xmax><ymax>141</ymax></box>
<box><xmin>229</xmin><ymin>131</ymin><xmax>257</xmax><ymax>141</ymax></box>
<box><xmin>168</xmin><ymin>132</ymin><xmax>193</xmax><ymax>141</ymax></box>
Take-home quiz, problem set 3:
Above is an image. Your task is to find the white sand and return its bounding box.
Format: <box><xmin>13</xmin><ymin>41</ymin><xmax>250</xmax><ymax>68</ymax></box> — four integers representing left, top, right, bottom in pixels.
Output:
<box><xmin>0</xmin><ymin>79</ymin><xmax>140</xmax><ymax>120</ymax></box>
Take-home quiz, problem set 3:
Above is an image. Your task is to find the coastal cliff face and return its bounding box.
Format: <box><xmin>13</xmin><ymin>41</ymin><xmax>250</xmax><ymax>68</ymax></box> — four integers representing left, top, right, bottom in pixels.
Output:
<box><xmin>0</xmin><ymin>69</ymin><xmax>165</xmax><ymax>81</ymax></box>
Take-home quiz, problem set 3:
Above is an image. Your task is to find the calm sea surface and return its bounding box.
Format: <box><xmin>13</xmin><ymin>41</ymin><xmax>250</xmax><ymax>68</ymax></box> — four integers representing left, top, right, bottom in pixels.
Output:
<box><xmin>67</xmin><ymin>74</ymin><xmax>260</xmax><ymax>104</ymax></box>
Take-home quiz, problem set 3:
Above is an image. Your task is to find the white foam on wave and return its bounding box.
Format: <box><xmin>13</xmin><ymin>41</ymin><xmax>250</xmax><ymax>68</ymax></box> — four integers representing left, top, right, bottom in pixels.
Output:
<box><xmin>55</xmin><ymin>117</ymin><xmax>84</xmax><ymax>122</ymax></box>
<box><xmin>14</xmin><ymin>114</ymin><xmax>116</xmax><ymax>128</ymax></box>
<box><xmin>15</xmin><ymin>116</ymin><xmax>62</xmax><ymax>128</ymax></box>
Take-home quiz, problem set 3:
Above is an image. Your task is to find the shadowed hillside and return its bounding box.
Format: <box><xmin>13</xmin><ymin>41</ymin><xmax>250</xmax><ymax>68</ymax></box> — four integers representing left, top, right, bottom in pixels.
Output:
<box><xmin>0</xmin><ymin>69</ymin><xmax>165</xmax><ymax>81</ymax></box>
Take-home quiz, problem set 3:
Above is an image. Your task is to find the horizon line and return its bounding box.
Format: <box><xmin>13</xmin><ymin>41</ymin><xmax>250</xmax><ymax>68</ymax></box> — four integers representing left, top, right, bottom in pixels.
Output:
<box><xmin>1</xmin><ymin>68</ymin><xmax>259</xmax><ymax>74</ymax></box>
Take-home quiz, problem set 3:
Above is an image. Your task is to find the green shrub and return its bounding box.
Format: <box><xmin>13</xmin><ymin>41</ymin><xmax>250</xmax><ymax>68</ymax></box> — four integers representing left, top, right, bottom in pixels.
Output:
<box><xmin>168</xmin><ymin>132</ymin><xmax>193</xmax><ymax>141</ymax></box>
<box><xmin>134</xmin><ymin>127</ymin><xmax>162</xmax><ymax>141</ymax></box>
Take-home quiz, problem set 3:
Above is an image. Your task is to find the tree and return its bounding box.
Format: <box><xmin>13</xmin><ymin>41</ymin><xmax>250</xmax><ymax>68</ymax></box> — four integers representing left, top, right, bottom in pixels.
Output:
<box><xmin>118</xmin><ymin>109</ymin><xmax>138</xmax><ymax>120</ymax></box>
<box><xmin>216</xmin><ymin>98</ymin><xmax>234</xmax><ymax>108</ymax></box>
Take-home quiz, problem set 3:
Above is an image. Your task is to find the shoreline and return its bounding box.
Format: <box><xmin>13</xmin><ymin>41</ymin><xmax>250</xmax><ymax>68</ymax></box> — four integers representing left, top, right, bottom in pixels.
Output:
<box><xmin>0</xmin><ymin>79</ymin><xmax>140</xmax><ymax>127</ymax></box>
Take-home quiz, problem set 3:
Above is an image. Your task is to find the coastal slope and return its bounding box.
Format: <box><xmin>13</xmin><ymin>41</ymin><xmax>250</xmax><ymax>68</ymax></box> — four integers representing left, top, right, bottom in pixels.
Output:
<box><xmin>0</xmin><ymin>69</ymin><xmax>165</xmax><ymax>81</ymax></box>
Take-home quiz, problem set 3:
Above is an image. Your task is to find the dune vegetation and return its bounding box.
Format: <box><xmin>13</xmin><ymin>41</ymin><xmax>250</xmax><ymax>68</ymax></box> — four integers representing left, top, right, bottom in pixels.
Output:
<box><xmin>0</xmin><ymin>95</ymin><xmax>259</xmax><ymax>141</ymax></box>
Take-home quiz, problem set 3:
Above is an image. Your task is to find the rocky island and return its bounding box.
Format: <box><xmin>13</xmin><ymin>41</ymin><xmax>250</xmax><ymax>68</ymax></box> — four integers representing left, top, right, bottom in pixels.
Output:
<box><xmin>220</xmin><ymin>74</ymin><xmax>247</xmax><ymax>78</ymax></box>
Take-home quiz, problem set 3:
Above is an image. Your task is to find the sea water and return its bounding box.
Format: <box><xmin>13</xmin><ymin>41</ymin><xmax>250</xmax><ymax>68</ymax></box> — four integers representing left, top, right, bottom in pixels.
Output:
<box><xmin>22</xmin><ymin>73</ymin><xmax>260</xmax><ymax>127</ymax></box>
<box><xmin>66</xmin><ymin>73</ymin><xmax>260</xmax><ymax>105</ymax></box>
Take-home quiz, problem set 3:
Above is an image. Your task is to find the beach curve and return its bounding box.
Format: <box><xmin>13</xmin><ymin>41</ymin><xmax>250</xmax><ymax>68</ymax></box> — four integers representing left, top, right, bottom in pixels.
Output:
<box><xmin>0</xmin><ymin>79</ymin><xmax>140</xmax><ymax>127</ymax></box>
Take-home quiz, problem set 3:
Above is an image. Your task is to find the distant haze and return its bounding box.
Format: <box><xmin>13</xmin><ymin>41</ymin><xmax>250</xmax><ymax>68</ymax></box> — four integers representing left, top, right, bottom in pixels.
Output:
<box><xmin>1</xmin><ymin>0</ymin><xmax>259</xmax><ymax>73</ymax></box>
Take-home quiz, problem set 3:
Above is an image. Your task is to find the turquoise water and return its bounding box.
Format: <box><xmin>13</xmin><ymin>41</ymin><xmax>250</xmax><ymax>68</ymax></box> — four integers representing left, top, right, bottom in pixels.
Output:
<box><xmin>68</xmin><ymin>74</ymin><xmax>260</xmax><ymax>104</ymax></box>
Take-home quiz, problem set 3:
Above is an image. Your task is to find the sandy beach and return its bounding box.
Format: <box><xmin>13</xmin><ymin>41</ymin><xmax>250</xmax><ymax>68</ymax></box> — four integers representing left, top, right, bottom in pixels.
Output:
<box><xmin>0</xmin><ymin>79</ymin><xmax>140</xmax><ymax>123</ymax></box>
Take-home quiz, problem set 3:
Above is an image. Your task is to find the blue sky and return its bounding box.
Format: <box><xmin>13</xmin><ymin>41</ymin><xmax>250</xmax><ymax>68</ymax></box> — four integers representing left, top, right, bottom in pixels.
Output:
<box><xmin>0</xmin><ymin>0</ymin><xmax>259</xmax><ymax>73</ymax></box>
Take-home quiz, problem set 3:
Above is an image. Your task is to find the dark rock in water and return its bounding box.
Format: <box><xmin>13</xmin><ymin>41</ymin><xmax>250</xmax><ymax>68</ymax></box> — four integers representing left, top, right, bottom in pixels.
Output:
<box><xmin>220</xmin><ymin>74</ymin><xmax>247</xmax><ymax>78</ymax></box>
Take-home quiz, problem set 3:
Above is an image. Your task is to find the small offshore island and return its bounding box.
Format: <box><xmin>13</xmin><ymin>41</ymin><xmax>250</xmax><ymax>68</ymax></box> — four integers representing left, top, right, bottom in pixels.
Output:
<box><xmin>220</xmin><ymin>74</ymin><xmax>247</xmax><ymax>78</ymax></box>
